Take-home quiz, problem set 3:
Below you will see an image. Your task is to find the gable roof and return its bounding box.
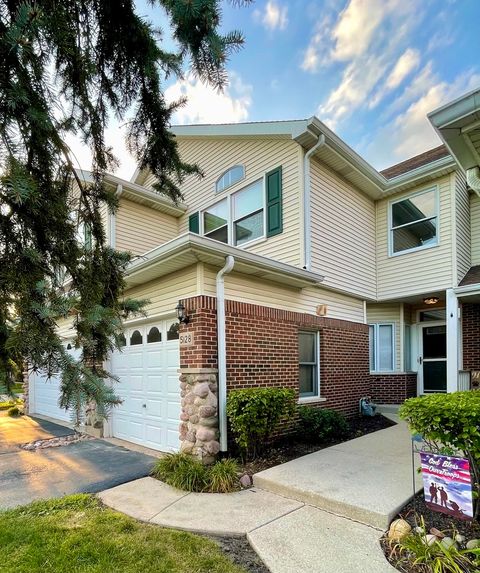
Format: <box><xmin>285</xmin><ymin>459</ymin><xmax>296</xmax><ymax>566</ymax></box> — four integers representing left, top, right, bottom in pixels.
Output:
<box><xmin>459</xmin><ymin>265</ymin><xmax>480</xmax><ymax>287</ymax></box>
<box><xmin>132</xmin><ymin>117</ymin><xmax>456</xmax><ymax>200</ymax></box>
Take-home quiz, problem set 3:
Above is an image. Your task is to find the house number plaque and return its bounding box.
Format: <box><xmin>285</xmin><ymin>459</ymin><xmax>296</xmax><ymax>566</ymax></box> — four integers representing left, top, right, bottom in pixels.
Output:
<box><xmin>179</xmin><ymin>332</ymin><xmax>194</xmax><ymax>347</ymax></box>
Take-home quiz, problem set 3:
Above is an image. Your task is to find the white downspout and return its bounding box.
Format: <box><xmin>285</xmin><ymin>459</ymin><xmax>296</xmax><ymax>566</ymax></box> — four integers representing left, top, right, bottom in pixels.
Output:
<box><xmin>303</xmin><ymin>134</ymin><xmax>326</xmax><ymax>270</ymax></box>
<box><xmin>216</xmin><ymin>255</ymin><xmax>235</xmax><ymax>452</ymax></box>
<box><xmin>467</xmin><ymin>167</ymin><xmax>480</xmax><ymax>197</ymax></box>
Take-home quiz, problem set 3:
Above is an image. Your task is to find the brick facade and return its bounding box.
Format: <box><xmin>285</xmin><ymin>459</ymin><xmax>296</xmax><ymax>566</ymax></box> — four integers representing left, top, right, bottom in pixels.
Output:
<box><xmin>181</xmin><ymin>295</ymin><xmax>371</xmax><ymax>417</ymax></box>
<box><xmin>462</xmin><ymin>303</ymin><xmax>480</xmax><ymax>371</ymax></box>
<box><xmin>370</xmin><ymin>373</ymin><xmax>417</xmax><ymax>404</ymax></box>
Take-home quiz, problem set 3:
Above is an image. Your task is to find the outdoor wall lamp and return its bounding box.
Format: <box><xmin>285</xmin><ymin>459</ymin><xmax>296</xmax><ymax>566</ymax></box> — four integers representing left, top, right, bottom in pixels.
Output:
<box><xmin>423</xmin><ymin>296</ymin><xmax>439</xmax><ymax>305</ymax></box>
<box><xmin>175</xmin><ymin>301</ymin><xmax>190</xmax><ymax>324</ymax></box>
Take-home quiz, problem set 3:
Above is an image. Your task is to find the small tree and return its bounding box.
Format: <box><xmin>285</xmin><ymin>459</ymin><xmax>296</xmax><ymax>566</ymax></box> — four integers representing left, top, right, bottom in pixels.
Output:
<box><xmin>399</xmin><ymin>391</ymin><xmax>480</xmax><ymax>520</ymax></box>
<box><xmin>226</xmin><ymin>387</ymin><xmax>296</xmax><ymax>460</ymax></box>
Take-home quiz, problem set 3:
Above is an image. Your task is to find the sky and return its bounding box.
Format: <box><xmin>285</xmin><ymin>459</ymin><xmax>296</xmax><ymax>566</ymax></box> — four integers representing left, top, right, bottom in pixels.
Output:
<box><xmin>68</xmin><ymin>0</ymin><xmax>480</xmax><ymax>179</ymax></box>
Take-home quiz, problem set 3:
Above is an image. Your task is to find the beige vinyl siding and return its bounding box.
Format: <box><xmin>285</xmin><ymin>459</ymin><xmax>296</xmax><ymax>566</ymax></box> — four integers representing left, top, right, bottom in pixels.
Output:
<box><xmin>454</xmin><ymin>171</ymin><xmax>470</xmax><ymax>284</ymax></box>
<box><xmin>310</xmin><ymin>158</ymin><xmax>376</xmax><ymax>299</ymax></box>
<box><xmin>125</xmin><ymin>266</ymin><xmax>197</xmax><ymax>317</ymax></box>
<box><xmin>376</xmin><ymin>176</ymin><xmax>453</xmax><ymax>300</ymax></box>
<box><xmin>202</xmin><ymin>265</ymin><xmax>365</xmax><ymax>323</ymax></box>
<box><xmin>144</xmin><ymin>137</ymin><xmax>303</xmax><ymax>267</ymax></box>
<box><xmin>471</xmin><ymin>193</ymin><xmax>480</xmax><ymax>266</ymax></box>
<box><xmin>56</xmin><ymin>317</ymin><xmax>75</xmax><ymax>340</ymax></box>
<box><xmin>366</xmin><ymin>303</ymin><xmax>401</xmax><ymax>371</ymax></box>
<box><xmin>115</xmin><ymin>198</ymin><xmax>178</xmax><ymax>255</ymax></box>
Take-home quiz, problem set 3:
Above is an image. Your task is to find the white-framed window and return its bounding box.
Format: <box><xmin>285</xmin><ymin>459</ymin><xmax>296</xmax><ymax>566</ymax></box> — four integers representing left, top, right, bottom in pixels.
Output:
<box><xmin>388</xmin><ymin>187</ymin><xmax>439</xmax><ymax>256</ymax></box>
<box><xmin>201</xmin><ymin>179</ymin><xmax>265</xmax><ymax>247</ymax></box>
<box><xmin>299</xmin><ymin>331</ymin><xmax>320</xmax><ymax>398</ymax></box>
<box><xmin>216</xmin><ymin>165</ymin><xmax>245</xmax><ymax>193</ymax></box>
<box><xmin>369</xmin><ymin>323</ymin><xmax>395</xmax><ymax>372</ymax></box>
<box><xmin>404</xmin><ymin>325</ymin><xmax>411</xmax><ymax>371</ymax></box>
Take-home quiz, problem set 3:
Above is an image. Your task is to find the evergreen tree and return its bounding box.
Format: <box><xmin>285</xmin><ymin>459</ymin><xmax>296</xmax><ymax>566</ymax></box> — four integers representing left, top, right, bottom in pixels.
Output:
<box><xmin>0</xmin><ymin>0</ymin><xmax>248</xmax><ymax>425</ymax></box>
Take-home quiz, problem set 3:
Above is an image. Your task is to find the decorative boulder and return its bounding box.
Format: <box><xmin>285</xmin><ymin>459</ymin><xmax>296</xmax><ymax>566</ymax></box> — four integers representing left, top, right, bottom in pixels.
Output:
<box><xmin>466</xmin><ymin>539</ymin><xmax>480</xmax><ymax>550</ymax></box>
<box><xmin>388</xmin><ymin>519</ymin><xmax>412</xmax><ymax>541</ymax></box>
<box><xmin>240</xmin><ymin>474</ymin><xmax>252</xmax><ymax>488</ymax></box>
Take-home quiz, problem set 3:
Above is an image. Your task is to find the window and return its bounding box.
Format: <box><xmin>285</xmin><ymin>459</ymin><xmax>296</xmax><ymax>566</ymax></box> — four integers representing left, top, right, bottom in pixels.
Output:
<box><xmin>233</xmin><ymin>180</ymin><xmax>264</xmax><ymax>245</ymax></box>
<box><xmin>216</xmin><ymin>165</ymin><xmax>245</xmax><ymax>193</ymax></box>
<box><xmin>389</xmin><ymin>188</ymin><xmax>438</xmax><ymax>255</ymax></box>
<box><xmin>419</xmin><ymin>308</ymin><xmax>446</xmax><ymax>322</ymax></box>
<box><xmin>167</xmin><ymin>322</ymin><xmax>179</xmax><ymax>341</ymax></box>
<box><xmin>299</xmin><ymin>331</ymin><xmax>319</xmax><ymax>398</ymax></box>
<box><xmin>203</xmin><ymin>199</ymin><xmax>228</xmax><ymax>243</ymax></box>
<box><xmin>118</xmin><ymin>333</ymin><xmax>127</xmax><ymax>348</ymax></box>
<box><xmin>369</xmin><ymin>324</ymin><xmax>394</xmax><ymax>372</ymax></box>
<box><xmin>201</xmin><ymin>179</ymin><xmax>264</xmax><ymax>246</ymax></box>
<box><xmin>404</xmin><ymin>325</ymin><xmax>411</xmax><ymax>371</ymax></box>
<box><xmin>147</xmin><ymin>326</ymin><xmax>161</xmax><ymax>343</ymax></box>
<box><xmin>130</xmin><ymin>330</ymin><xmax>143</xmax><ymax>346</ymax></box>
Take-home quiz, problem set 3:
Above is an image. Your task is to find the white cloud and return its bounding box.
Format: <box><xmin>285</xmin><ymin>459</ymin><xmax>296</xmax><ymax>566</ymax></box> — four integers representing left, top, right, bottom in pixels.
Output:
<box><xmin>363</xmin><ymin>69</ymin><xmax>480</xmax><ymax>168</ymax></box>
<box><xmin>368</xmin><ymin>48</ymin><xmax>420</xmax><ymax>109</ymax></box>
<box><xmin>164</xmin><ymin>71</ymin><xmax>252</xmax><ymax>125</ymax></box>
<box><xmin>331</xmin><ymin>0</ymin><xmax>387</xmax><ymax>61</ymax></box>
<box><xmin>253</xmin><ymin>1</ymin><xmax>288</xmax><ymax>31</ymax></box>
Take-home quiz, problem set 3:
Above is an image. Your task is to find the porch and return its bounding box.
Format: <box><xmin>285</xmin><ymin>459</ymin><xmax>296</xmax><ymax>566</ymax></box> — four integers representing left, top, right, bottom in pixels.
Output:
<box><xmin>367</xmin><ymin>288</ymin><xmax>480</xmax><ymax>406</ymax></box>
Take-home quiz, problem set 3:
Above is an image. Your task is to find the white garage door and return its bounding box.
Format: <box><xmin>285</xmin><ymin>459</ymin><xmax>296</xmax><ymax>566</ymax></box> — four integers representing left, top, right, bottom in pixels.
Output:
<box><xmin>111</xmin><ymin>319</ymin><xmax>180</xmax><ymax>452</ymax></box>
<box><xmin>30</xmin><ymin>344</ymin><xmax>80</xmax><ymax>423</ymax></box>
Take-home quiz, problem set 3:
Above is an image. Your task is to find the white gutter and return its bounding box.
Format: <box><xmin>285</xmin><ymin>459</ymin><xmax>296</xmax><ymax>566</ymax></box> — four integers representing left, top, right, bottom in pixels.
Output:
<box><xmin>467</xmin><ymin>167</ymin><xmax>480</xmax><ymax>197</ymax></box>
<box><xmin>303</xmin><ymin>134</ymin><xmax>326</xmax><ymax>270</ymax></box>
<box><xmin>216</xmin><ymin>255</ymin><xmax>235</xmax><ymax>452</ymax></box>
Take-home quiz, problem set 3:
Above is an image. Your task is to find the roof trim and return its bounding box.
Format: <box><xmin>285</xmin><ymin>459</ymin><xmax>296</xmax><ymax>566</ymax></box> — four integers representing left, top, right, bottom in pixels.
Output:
<box><xmin>126</xmin><ymin>233</ymin><xmax>324</xmax><ymax>289</ymax></box>
<box><xmin>75</xmin><ymin>169</ymin><xmax>187</xmax><ymax>217</ymax></box>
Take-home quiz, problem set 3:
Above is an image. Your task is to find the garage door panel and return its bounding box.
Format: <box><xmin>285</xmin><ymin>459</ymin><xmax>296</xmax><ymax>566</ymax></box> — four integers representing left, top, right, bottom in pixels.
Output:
<box><xmin>111</xmin><ymin>320</ymin><xmax>180</xmax><ymax>453</ymax></box>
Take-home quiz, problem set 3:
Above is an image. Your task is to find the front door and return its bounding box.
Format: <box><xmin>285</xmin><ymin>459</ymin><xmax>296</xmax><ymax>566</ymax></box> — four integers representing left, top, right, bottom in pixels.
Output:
<box><xmin>420</xmin><ymin>323</ymin><xmax>447</xmax><ymax>393</ymax></box>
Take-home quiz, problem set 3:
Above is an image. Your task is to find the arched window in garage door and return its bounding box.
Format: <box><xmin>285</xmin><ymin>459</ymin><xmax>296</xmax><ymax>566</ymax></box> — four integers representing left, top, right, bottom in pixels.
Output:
<box><xmin>167</xmin><ymin>322</ymin><xmax>179</xmax><ymax>340</ymax></box>
<box><xmin>130</xmin><ymin>329</ymin><xmax>143</xmax><ymax>346</ymax></box>
<box><xmin>147</xmin><ymin>326</ymin><xmax>162</xmax><ymax>343</ymax></box>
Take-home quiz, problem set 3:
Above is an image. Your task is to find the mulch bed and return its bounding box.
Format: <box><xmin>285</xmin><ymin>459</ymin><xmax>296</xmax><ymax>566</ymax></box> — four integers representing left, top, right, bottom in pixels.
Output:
<box><xmin>382</xmin><ymin>492</ymin><xmax>480</xmax><ymax>572</ymax></box>
<box><xmin>208</xmin><ymin>535</ymin><xmax>270</xmax><ymax>573</ymax></box>
<box><xmin>240</xmin><ymin>414</ymin><xmax>395</xmax><ymax>476</ymax></box>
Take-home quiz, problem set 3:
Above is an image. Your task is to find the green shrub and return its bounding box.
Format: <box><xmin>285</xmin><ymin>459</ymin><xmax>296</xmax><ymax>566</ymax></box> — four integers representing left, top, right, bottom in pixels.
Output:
<box><xmin>7</xmin><ymin>405</ymin><xmax>21</xmax><ymax>417</ymax></box>
<box><xmin>393</xmin><ymin>528</ymin><xmax>480</xmax><ymax>573</ymax></box>
<box><xmin>152</xmin><ymin>453</ymin><xmax>239</xmax><ymax>493</ymax></box>
<box><xmin>208</xmin><ymin>459</ymin><xmax>238</xmax><ymax>493</ymax></box>
<box><xmin>226</xmin><ymin>387</ymin><xmax>296</xmax><ymax>459</ymax></box>
<box><xmin>298</xmin><ymin>406</ymin><xmax>348</xmax><ymax>443</ymax></box>
<box><xmin>0</xmin><ymin>401</ymin><xmax>15</xmax><ymax>411</ymax></box>
<box><xmin>399</xmin><ymin>391</ymin><xmax>480</xmax><ymax>520</ymax></box>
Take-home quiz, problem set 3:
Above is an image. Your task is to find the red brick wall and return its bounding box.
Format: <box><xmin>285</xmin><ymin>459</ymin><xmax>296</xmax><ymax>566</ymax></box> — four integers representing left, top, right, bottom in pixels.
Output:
<box><xmin>181</xmin><ymin>296</ymin><xmax>371</xmax><ymax>417</ymax></box>
<box><xmin>370</xmin><ymin>373</ymin><xmax>417</xmax><ymax>404</ymax></box>
<box><xmin>462</xmin><ymin>303</ymin><xmax>480</xmax><ymax>371</ymax></box>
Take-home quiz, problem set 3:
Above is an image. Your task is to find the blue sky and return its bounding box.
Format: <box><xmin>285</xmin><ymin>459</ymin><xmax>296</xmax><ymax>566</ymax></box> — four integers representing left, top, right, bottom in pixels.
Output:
<box><xmin>72</xmin><ymin>0</ymin><xmax>480</xmax><ymax>178</ymax></box>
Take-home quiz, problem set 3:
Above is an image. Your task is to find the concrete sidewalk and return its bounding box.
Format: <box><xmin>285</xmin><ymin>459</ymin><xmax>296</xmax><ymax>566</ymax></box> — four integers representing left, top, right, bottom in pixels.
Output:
<box><xmin>99</xmin><ymin>416</ymin><xmax>420</xmax><ymax>572</ymax></box>
<box><xmin>253</xmin><ymin>414</ymin><xmax>423</xmax><ymax>530</ymax></box>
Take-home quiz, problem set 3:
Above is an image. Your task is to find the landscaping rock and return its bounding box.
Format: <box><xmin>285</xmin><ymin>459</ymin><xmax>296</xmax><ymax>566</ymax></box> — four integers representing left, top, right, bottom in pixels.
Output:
<box><xmin>240</xmin><ymin>474</ymin><xmax>252</xmax><ymax>488</ymax></box>
<box><xmin>424</xmin><ymin>534</ymin><xmax>438</xmax><ymax>546</ymax></box>
<box><xmin>441</xmin><ymin>537</ymin><xmax>456</xmax><ymax>550</ymax></box>
<box><xmin>388</xmin><ymin>519</ymin><xmax>412</xmax><ymax>541</ymax></box>
<box><xmin>466</xmin><ymin>539</ymin><xmax>480</xmax><ymax>550</ymax></box>
<box><xmin>430</xmin><ymin>527</ymin><xmax>444</xmax><ymax>538</ymax></box>
<box><xmin>455</xmin><ymin>534</ymin><xmax>466</xmax><ymax>543</ymax></box>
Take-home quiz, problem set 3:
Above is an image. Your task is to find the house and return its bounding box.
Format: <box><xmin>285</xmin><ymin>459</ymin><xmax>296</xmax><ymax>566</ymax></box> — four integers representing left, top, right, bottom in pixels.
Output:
<box><xmin>26</xmin><ymin>88</ymin><xmax>480</xmax><ymax>461</ymax></box>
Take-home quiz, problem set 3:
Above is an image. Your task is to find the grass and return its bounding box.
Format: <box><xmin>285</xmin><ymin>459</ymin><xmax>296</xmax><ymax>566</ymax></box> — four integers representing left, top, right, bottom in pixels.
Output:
<box><xmin>152</xmin><ymin>453</ymin><xmax>239</xmax><ymax>493</ymax></box>
<box><xmin>0</xmin><ymin>495</ymin><xmax>248</xmax><ymax>573</ymax></box>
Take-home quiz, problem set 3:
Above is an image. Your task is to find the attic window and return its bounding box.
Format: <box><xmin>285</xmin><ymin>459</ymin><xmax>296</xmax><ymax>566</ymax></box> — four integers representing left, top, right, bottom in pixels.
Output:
<box><xmin>389</xmin><ymin>188</ymin><xmax>438</xmax><ymax>256</ymax></box>
<box><xmin>216</xmin><ymin>165</ymin><xmax>245</xmax><ymax>193</ymax></box>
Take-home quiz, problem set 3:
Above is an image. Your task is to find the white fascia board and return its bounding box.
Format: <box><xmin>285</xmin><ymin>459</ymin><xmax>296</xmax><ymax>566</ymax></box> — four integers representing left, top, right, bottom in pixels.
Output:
<box><xmin>127</xmin><ymin>233</ymin><xmax>324</xmax><ymax>286</ymax></box>
<box><xmin>453</xmin><ymin>283</ymin><xmax>480</xmax><ymax>296</ymax></box>
<box><xmin>170</xmin><ymin>119</ymin><xmax>310</xmax><ymax>139</ymax></box>
<box><xmin>428</xmin><ymin>88</ymin><xmax>480</xmax><ymax>130</ymax></box>
<box><xmin>382</xmin><ymin>156</ymin><xmax>457</xmax><ymax>194</ymax></box>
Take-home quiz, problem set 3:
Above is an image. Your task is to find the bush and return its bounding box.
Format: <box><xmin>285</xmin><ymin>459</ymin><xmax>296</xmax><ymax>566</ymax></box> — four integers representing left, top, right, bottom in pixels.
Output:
<box><xmin>297</xmin><ymin>406</ymin><xmax>348</xmax><ymax>443</ymax></box>
<box><xmin>208</xmin><ymin>459</ymin><xmax>239</xmax><ymax>493</ymax></box>
<box><xmin>399</xmin><ymin>391</ymin><xmax>480</xmax><ymax>520</ymax></box>
<box><xmin>152</xmin><ymin>453</ymin><xmax>239</xmax><ymax>493</ymax></box>
<box><xmin>226</xmin><ymin>387</ymin><xmax>296</xmax><ymax>459</ymax></box>
<box><xmin>7</xmin><ymin>405</ymin><xmax>21</xmax><ymax>417</ymax></box>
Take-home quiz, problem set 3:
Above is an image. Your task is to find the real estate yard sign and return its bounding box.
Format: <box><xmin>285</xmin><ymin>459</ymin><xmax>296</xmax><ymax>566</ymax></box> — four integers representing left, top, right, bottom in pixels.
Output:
<box><xmin>420</xmin><ymin>453</ymin><xmax>473</xmax><ymax>520</ymax></box>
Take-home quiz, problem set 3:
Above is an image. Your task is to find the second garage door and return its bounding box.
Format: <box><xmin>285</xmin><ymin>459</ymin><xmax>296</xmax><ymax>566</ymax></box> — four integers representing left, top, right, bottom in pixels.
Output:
<box><xmin>111</xmin><ymin>319</ymin><xmax>180</xmax><ymax>452</ymax></box>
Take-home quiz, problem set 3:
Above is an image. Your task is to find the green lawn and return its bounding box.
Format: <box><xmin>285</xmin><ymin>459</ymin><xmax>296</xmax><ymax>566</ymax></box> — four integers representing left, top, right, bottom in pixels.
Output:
<box><xmin>0</xmin><ymin>495</ymin><xmax>247</xmax><ymax>573</ymax></box>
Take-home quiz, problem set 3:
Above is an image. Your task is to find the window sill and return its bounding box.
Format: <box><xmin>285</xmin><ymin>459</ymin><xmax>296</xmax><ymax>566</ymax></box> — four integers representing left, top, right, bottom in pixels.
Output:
<box><xmin>298</xmin><ymin>396</ymin><xmax>327</xmax><ymax>404</ymax></box>
<box><xmin>370</xmin><ymin>371</ymin><xmax>396</xmax><ymax>375</ymax></box>
<box><xmin>388</xmin><ymin>242</ymin><xmax>439</xmax><ymax>258</ymax></box>
<box><xmin>239</xmin><ymin>236</ymin><xmax>268</xmax><ymax>250</ymax></box>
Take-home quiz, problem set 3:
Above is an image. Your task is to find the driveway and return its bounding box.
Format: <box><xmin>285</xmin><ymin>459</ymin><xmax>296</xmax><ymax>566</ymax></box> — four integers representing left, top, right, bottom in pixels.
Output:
<box><xmin>0</xmin><ymin>414</ymin><xmax>157</xmax><ymax>510</ymax></box>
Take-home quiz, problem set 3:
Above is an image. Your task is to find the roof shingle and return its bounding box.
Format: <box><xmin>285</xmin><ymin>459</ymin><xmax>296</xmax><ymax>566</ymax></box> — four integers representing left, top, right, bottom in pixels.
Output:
<box><xmin>381</xmin><ymin>145</ymin><xmax>450</xmax><ymax>179</ymax></box>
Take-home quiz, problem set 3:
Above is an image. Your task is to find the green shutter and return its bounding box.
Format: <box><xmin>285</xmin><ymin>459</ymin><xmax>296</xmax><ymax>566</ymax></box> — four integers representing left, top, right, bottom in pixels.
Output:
<box><xmin>189</xmin><ymin>212</ymin><xmax>199</xmax><ymax>234</ymax></box>
<box><xmin>266</xmin><ymin>166</ymin><xmax>283</xmax><ymax>237</ymax></box>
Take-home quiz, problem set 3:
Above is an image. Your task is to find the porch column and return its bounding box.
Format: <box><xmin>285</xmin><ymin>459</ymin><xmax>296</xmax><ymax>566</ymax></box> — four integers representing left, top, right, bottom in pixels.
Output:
<box><xmin>446</xmin><ymin>289</ymin><xmax>460</xmax><ymax>393</ymax></box>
